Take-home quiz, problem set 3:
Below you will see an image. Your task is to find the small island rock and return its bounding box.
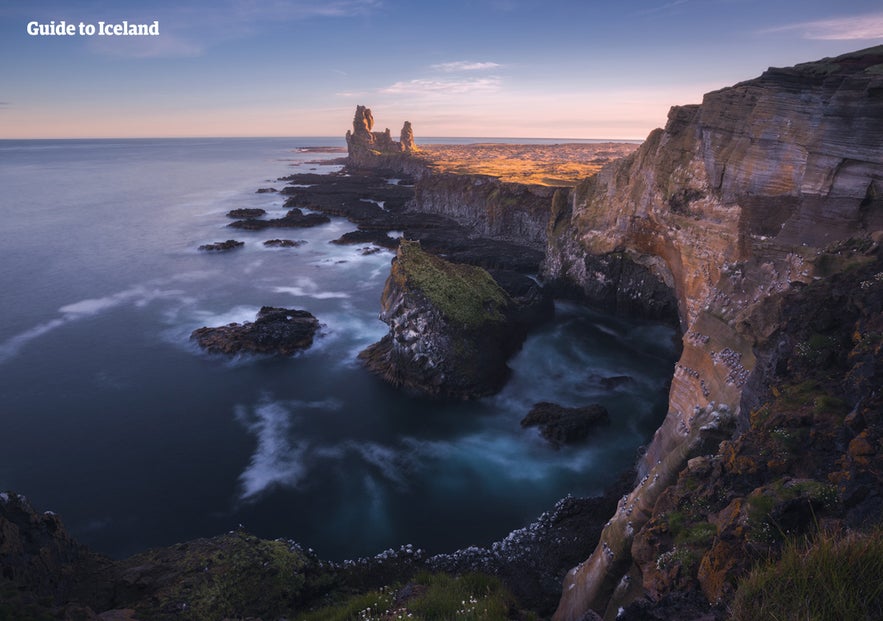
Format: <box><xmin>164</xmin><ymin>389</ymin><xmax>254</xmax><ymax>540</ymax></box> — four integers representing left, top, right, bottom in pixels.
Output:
<box><xmin>198</xmin><ymin>239</ymin><xmax>244</xmax><ymax>252</ymax></box>
<box><xmin>521</xmin><ymin>402</ymin><xmax>610</xmax><ymax>448</ymax></box>
<box><xmin>191</xmin><ymin>306</ymin><xmax>319</xmax><ymax>356</ymax></box>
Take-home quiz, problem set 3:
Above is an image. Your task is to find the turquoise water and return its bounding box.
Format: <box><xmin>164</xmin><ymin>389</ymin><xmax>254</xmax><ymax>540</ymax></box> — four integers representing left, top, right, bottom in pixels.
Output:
<box><xmin>0</xmin><ymin>138</ymin><xmax>676</xmax><ymax>560</ymax></box>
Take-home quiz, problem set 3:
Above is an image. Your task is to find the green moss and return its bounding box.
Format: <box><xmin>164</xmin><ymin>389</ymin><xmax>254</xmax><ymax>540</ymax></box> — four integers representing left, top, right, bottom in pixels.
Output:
<box><xmin>731</xmin><ymin>528</ymin><xmax>883</xmax><ymax>621</ymax></box>
<box><xmin>396</xmin><ymin>240</ymin><xmax>509</xmax><ymax>328</ymax></box>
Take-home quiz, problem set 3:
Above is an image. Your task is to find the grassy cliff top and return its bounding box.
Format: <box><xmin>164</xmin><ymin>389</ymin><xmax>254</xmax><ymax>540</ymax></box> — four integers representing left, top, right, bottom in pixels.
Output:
<box><xmin>415</xmin><ymin>142</ymin><xmax>639</xmax><ymax>186</ymax></box>
<box><xmin>394</xmin><ymin>240</ymin><xmax>509</xmax><ymax>328</ymax></box>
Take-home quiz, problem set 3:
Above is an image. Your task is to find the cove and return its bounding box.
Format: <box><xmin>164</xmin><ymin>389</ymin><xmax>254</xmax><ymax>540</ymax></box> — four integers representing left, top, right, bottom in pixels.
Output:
<box><xmin>0</xmin><ymin>137</ymin><xmax>678</xmax><ymax>561</ymax></box>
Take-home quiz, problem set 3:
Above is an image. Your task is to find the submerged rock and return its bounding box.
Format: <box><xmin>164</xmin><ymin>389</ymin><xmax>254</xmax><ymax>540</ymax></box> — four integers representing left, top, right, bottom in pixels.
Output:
<box><xmin>191</xmin><ymin>306</ymin><xmax>319</xmax><ymax>356</ymax></box>
<box><xmin>263</xmin><ymin>238</ymin><xmax>306</xmax><ymax>248</ymax></box>
<box><xmin>198</xmin><ymin>239</ymin><xmax>244</xmax><ymax>251</ymax></box>
<box><xmin>521</xmin><ymin>402</ymin><xmax>610</xmax><ymax>448</ymax></box>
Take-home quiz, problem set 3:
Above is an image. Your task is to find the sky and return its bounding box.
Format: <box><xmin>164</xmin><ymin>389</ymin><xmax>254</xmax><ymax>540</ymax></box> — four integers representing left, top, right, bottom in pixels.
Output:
<box><xmin>1</xmin><ymin>0</ymin><xmax>881</xmax><ymax>139</ymax></box>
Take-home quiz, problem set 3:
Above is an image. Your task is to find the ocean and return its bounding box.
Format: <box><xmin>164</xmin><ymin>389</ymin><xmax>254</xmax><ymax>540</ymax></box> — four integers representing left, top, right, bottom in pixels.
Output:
<box><xmin>0</xmin><ymin>137</ymin><xmax>677</xmax><ymax>560</ymax></box>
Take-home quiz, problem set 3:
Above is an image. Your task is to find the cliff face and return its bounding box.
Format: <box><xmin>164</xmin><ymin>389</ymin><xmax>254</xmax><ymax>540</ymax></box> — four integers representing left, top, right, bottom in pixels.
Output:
<box><xmin>414</xmin><ymin>174</ymin><xmax>558</xmax><ymax>250</ymax></box>
<box><xmin>549</xmin><ymin>46</ymin><xmax>883</xmax><ymax>619</ymax></box>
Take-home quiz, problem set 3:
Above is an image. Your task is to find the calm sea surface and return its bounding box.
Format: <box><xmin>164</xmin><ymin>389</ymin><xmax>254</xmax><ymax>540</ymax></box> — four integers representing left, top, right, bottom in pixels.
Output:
<box><xmin>0</xmin><ymin>137</ymin><xmax>676</xmax><ymax>560</ymax></box>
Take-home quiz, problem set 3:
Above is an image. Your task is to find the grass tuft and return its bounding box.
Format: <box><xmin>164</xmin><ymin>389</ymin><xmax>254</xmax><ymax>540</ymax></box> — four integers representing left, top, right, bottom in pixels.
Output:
<box><xmin>730</xmin><ymin>527</ymin><xmax>883</xmax><ymax>621</ymax></box>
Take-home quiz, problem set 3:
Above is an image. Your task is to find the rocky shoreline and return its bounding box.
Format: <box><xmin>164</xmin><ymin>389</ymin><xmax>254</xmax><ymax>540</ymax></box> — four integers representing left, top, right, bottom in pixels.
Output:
<box><xmin>4</xmin><ymin>45</ymin><xmax>882</xmax><ymax>621</ymax></box>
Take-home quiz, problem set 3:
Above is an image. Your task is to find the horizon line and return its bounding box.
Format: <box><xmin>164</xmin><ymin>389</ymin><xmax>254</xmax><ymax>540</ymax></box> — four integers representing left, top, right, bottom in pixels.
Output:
<box><xmin>0</xmin><ymin>134</ymin><xmax>647</xmax><ymax>143</ymax></box>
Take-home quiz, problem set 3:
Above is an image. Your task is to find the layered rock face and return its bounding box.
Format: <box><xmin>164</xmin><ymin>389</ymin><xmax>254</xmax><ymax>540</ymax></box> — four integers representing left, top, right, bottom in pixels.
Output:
<box><xmin>549</xmin><ymin>46</ymin><xmax>883</xmax><ymax>620</ymax></box>
<box><xmin>414</xmin><ymin>174</ymin><xmax>558</xmax><ymax>250</ymax></box>
<box><xmin>359</xmin><ymin>240</ymin><xmax>549</xmax><ymax>399</ymax></box>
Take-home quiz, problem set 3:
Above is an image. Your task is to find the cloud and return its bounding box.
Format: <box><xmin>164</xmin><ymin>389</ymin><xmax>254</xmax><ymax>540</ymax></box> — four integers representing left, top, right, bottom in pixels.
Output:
<box><xmin>83</xmin><ymin>0</ymin><xmax>383</xmax><ymax>59</ymax></box>
<box><xmin>431</xmin><ymin>61</ymin><xmax>501</xmax><ymax>72</ymax></box>
<box><xmin>760</xmin><ymin>12</ymin><xmax>883</xmax><ymax>40</ymax></box>
<box><xmin>381</xmin><ymin>77</ymin><xmax>502</xmax><ymax>95</ymax></box>
<box><xmin>634</xmin><ymin>0</ymin><xmax>689</xmax><ymax>16</ymax></box>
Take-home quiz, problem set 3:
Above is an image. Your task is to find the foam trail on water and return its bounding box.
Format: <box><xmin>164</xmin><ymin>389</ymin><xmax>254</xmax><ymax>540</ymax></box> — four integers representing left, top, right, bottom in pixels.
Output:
<box><xmin>274</xmin><ymin>276</ymin><xmax>350</xmax><ymax>299</ymax></box>
<box><xmin>0</xmin><ymin>283</ymin><xmax>188</xmax><ymax>364</ymax></box>
<box><xmin>236</xmin><ymin>400</ymin><xmax>308</xmax><ymax>500</ymax></box>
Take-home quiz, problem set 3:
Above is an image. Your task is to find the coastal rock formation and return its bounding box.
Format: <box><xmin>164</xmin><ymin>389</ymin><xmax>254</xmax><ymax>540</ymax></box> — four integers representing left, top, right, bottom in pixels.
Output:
<box><xmin>549</xmin><ymin>45</ymin><xmax>883</xmax><ymax>620</ymax></box>
<box><xmin>191</xmin><ymin>306</ymin><xmax>319</xmax><ymax>356</ymax></box>
<box><xmin>346</xmin><ymin>105</ymin><xmax>417</xmax><ymax>167</ymax></box>
<box><xmin>521</xmin><ymin>402</ymin><xmax>610</xmax><ymax>448</ymax></box>
<box><xmin>359</xmin><ymin>240</ymin><xmax>546</xmax><ymax>399</ymax></box>
<box><xmin>227</xmin><ymin>207</ymin><xmax>330</xmax><ymax>230</ymax></box>
<box><xmin>400</xmin><ymin>121</ymin><xmax>416</xmax><ymax>152</ymax></box>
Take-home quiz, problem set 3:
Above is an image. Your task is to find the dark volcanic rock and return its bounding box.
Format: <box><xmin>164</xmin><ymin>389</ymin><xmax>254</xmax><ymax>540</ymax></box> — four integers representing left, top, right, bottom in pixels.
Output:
<box><xmin>226</xmin><ymin>208</ymin><xmax>266</xmax><ymax>218</ymax></box>
<box><xmin>331</xmin><ymin>230</ymin><xmax>400</xmax><ymax>249</ymax></box>
<box><xmin>198</xmin><ymin>239</ymin><xmax>244</xmax><ymax>251</ymax></box>
<box><xmin>263</xmin><ymin>238</ymin><xmax>306</xmax><ymax>248</ymax></box>
<box><xmin>521</xmin><ymin>402</ymin><xmax>610</xmax><ymax>448</ymax></box>
<box><xmin>255</xmin><ymin>187</ymin><xmax>278</xmax><ymax>193</ymax></box>
<box><xmin>228</xmin><ymin>208</ymin><xmax>330</xmax><ymax>230</ymax></box>
<box><xmin>191</xmin><ymin>306</ymin><xmax>319</xmax><ymax>356</ymax></box>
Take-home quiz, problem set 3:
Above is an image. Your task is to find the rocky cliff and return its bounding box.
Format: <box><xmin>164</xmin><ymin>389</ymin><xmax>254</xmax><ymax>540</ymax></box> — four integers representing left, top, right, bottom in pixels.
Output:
<box><xmin>549</xmin><ymin>45</ymin><xmax>883</xmax><ymax>620</ymax></box>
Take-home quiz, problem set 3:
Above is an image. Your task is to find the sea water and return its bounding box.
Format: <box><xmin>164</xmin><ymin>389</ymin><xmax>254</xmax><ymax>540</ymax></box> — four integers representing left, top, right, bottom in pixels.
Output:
<box><xmin>0</xmin><ymin>138</ymin><xmax>677</xmax><ymax>560</ymax></box>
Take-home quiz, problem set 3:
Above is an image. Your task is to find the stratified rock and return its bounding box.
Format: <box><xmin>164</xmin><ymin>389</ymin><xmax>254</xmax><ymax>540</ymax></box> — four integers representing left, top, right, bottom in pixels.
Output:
<box><xmin>226</xmin><ymin>208</ymin><xmax>266</xmax><ymax>218</ymax></box>
<box><xmin>198</xmin><ymin>239</ymin><xmax>244</xmax><ymax>251</ymax></box>
<box><xmin>521</xmin><ymin>402</ymin><xmax>610</xmax><ymax>448</ymax></box>
<box><xmin>359</xmin><ymin>240</ymin><xmax>534</xmax><ymax>399</ymax></box>
<box><xmin>263</xmin><ymin>238</ymin><xmax>306</xmax><ymax>248</ymax></box>
<box><xmin>550</xmin><ymin>45</ymin><xmax>883</xmax><ymax>621</ymax></box>
<box><xmin>191</xmin><ymin>306</ymin><xmax>319</xmax><ymax>356</ymax></box>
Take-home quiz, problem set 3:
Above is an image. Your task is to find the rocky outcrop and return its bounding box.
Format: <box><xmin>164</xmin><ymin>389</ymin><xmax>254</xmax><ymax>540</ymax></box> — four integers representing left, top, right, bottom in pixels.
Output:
<box><xmin>191</xmin><ymin>306</ymin><xmax>319</xmax><ymax>356</ymax></box>
<box><xmin>359</xmin><ymin>240</ymin><xmax>550</xmax><ymax>399</ymax></box>
<box><xmin>346</xmin><ymin>105</ymin><xmax>417</xmax><ymax>168</ymax></box>
<box><xmin>227</xmin><ymin>207</ymin><xmax>330</xmax><ymax>230</ymax></box>
<box><xmin>550</xmin><ymin>45</ymin><xmax>883</xmax><ymax>620</ymax></box>
<box><xmin>521</xmin><ymin>402</ymin><xmax>610</xmax><ymax>448</ymax></box>
<box><xmin>198</xmin><ymin>239</ymin><xmax>244</xmax><ymax>251</ymax></box>
<box><xmin>0</xmin><ymin>492</ymin><xmax>114</xmax><ymax>616</ymax></box>
<box><xmin>226</xmin><ymin>208</ymin><xmax>266</xmax><ymax>219</ymax></box>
